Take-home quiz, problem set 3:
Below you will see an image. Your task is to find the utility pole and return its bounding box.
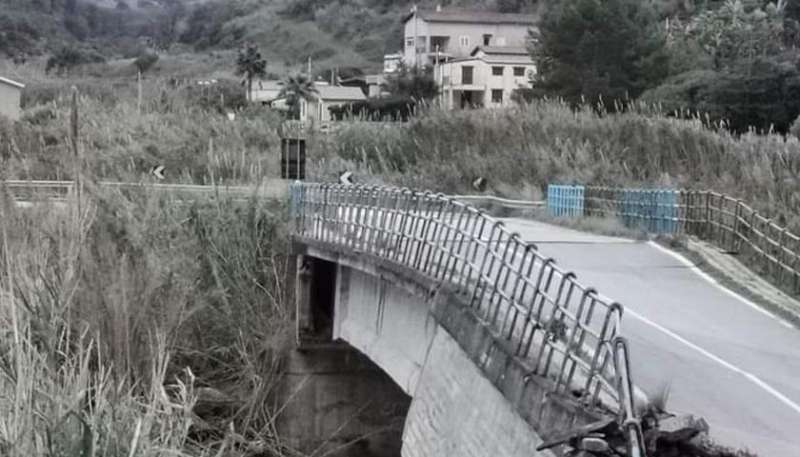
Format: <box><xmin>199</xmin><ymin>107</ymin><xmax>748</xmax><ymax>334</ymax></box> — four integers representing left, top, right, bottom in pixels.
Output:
<box><xmin>435</xmin><ymin>44</ymin><xmax>442</xmax><ymax>107</ymax></box>
<box><xmin>413</xmin><ymin>4</ymin><xmax>419</xmax><ymax>69</ymax></box>
<box><xmin>70</xmin><ymin>86</ymin><xmax>82</xmax><ymax>215</ymax></box>
<box><xmin>137</xmin><ymin>70</ymin><xmax>142</xmax><ymax>115</ymax></box>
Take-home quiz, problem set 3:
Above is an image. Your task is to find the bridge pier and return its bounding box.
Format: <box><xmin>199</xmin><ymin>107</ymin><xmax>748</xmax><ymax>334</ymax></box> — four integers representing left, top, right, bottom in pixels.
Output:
<box><xmin>286</xmin><ymin>242</ymin><xmax>611</xmax><ymax>457</ymax></box>
<box><xmin>279</xmin><ymin>254</ymin><xmax>411</xmax><ymax>457</ymax></box>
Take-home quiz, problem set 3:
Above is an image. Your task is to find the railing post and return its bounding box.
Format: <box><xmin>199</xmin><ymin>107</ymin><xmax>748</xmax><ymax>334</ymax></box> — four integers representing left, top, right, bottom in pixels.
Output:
<box><xmin>731</xmin><ymin>199</ymin><xmax>742</xmax><ymax>254</ymax></box>
<box><xmin>704</xmin><ymin>191</ymin><xmax>711</xmax><ymax>240</ymax></box>
<box><xmin>613</xmin><ymin>337</ymin><xmax>646</xmax><ymax>457</ymax></box>
<box><xmin>777</xmin><ymin>227</ymin><xmax>787</xmax><ymax>286</ymax></box>
<box><xmin>717</xmin><ymin>195</ymin><xmax>726</xmax><ymax>249</ymax></box>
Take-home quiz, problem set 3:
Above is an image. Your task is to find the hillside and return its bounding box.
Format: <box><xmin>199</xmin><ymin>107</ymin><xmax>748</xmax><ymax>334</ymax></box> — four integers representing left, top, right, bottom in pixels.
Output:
<box><xmin>0</xmin><ymin>0</ymin><xmax>538</xmax><ymax>74</ymax></box>
<box><xmin>0</xmin><ymin>0</ymin><xmax>720</xmax><ymax>76</ymax></box>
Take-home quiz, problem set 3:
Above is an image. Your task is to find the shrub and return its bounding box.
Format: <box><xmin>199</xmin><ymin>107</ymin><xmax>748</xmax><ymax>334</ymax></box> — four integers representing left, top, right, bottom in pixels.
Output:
<box><xmin>45</xmin><ymin>46</ymin><xmax>106</xmax><ymax>75</ymax></box>
<box><xmin>643</xmin><ymin>55</ymin><xmax>800</xmax><ymax>133</ymax></box>
<box><xmin>791</xmin><ymin>115</ymin><xmax>800</xmax><ymax>139</ymax></box>
<box><xmin>329</xmin><ymin>96</ymin><xmax>417</xmax><ymax>121</ymax></box>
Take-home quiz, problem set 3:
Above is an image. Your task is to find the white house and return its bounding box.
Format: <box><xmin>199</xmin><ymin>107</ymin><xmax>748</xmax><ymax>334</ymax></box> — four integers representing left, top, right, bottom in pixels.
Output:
<box><xmin>383</xmin><ymin>53</ymin><xmax>403</xmax><ymax>74</ymax></box>
<box><xmin>402</xmin><ymin>6</ymin><xmax>537</xmax><ymax>68</ymax></box>
<box><xmin>302</xmin><ymin>84</ymin><xmax>366</xmax><ymax>124</ymax></box>
<box><xmin>434</xmin><ymin>46</ymin><xmax>536</xmax><ymax>109</ymax></box>
<box><xmin>250</xmin><ymin>80</ymin><xmax>284</xmax><ymax>104</ymax></box>
<box><xmin>0</xmin><ymin>76</ymin><xmax>25</xmax><ymax>121</ymax></box>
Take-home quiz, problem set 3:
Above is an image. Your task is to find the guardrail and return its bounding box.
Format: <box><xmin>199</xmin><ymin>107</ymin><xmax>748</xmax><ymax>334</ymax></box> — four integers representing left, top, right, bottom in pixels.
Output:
<box><xmin>451</xmin><ymin>194</ymin><xmax>545</xmax><ymax>210</ymax></box>
<box><xmin>1</xmin><ymin>180</ymin><xmax>291</xmax><ymax>201</ymax></box>
<box><xmin>550</xmin><ymin>185</ymin><xmax>800</xmax><ymax>297</ymax></box>
<box><xmin>289</xmin><ymin>183</ymin><xmax>645</xmax><ymax>457</ymax></box>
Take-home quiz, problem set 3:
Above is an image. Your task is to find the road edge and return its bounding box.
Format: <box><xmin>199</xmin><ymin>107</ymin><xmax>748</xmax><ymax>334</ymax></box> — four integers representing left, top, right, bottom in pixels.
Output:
<box><xmin>652</xmin><ymin>237</ymin><xmax>800</xmax><ymax>330</ymax></box>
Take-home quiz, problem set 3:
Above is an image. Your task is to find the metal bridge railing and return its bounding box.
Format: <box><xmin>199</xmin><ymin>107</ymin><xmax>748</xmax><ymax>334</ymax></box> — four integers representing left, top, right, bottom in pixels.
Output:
<box><xmin>290</xmin><ymin>183</ymin><xmax>645</xmax><ymax>457</ymax></box>
<box><xmin>564</xmin><ymin>186</ymin><xmax>800</xmax><ymax>298</ymax></box>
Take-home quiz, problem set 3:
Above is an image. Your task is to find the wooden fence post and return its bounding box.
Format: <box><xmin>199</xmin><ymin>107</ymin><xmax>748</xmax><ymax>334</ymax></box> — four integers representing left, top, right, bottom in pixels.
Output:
<box><xmin>704</xmin><ymin>191</ymin><xmax>711</xmax><ymax>240</ymax></box>
<box><xmin>731</xmin><ymin>200</ymin><xmax>742</xmax><ymax>254</ymax></box>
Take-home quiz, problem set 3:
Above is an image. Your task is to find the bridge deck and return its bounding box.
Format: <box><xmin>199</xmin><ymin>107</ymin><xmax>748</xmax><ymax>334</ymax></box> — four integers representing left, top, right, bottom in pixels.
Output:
<box><xmin>502</xmin><ymin>218</ymin><xmax>800</xmax><ymax>457</ymax></box>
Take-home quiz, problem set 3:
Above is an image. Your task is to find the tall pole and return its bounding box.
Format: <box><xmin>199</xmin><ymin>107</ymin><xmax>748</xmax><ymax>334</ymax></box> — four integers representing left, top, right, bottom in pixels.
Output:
<box><xmin>137</xmin><ymin>70</ymin><xmax>142</xmax><ymax>115</ymax></box>
<box><xmin>435</xmin><ymin>44</ymin><xmax>441</xmax><ymax>107</ymax></box>
<box><xmin>70</xmin><ymin>87</ymin><xmax>81</xmax><ymax>215</ymax></box>
<box><xmin>413</xmin><ymin>5</ymin><xmax>419</xmax><ymax>69</ymax></box>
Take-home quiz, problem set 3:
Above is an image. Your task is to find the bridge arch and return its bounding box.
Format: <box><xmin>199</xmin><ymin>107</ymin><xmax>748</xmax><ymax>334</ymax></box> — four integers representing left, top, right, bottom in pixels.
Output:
<box><xmin>288</xmin><ymin>183</ymin><xmax>645</xmax><ymax>457</ymax></box>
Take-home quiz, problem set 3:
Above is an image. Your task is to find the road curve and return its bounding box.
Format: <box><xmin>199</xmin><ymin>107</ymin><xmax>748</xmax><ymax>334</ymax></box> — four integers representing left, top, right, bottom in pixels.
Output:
<box><xmin>501</xmin><ymin>218</ymin><xmax>800</xmax><ymax>457</ymax></box>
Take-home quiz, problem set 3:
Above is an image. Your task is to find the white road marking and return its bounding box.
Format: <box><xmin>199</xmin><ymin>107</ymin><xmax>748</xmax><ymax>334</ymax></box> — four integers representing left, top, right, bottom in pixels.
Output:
<box><xmin>647</xmin><ymin>241</ymin><xmax>795</xmax><ymax>329</ymax></box>
<box><xmin>623</xmin><ymin>304</ymin><xmax>800</xmax><ymax>416</ymax></box>
<box><xmin>588</xmin><ymin>242</ymin><xmax>800</xmax><ymax>416</ymax></box>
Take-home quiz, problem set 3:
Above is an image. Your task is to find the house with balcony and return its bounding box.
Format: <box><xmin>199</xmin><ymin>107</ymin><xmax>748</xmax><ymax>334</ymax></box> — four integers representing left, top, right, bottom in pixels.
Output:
<box><xmin>434</xmin><ymin>46</ymin><xmax>536</xmax><ymax>109</ymax></box>
<box><xmin>402</xmin><ymin>6</ymin><xmax>537</xmax><ymax>68</ymax></box>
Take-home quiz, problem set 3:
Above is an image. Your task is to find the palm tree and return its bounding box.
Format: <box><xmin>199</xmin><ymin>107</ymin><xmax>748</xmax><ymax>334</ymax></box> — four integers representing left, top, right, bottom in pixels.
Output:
<box><xmin>278</xmin><ymin>73</ymin><xmax>319</xmax><ymax>120</ymax></box>
<box><xmin>235</xmin><ymin>43</ymin><xmax>267</xmax><ymax>102</ymax></box>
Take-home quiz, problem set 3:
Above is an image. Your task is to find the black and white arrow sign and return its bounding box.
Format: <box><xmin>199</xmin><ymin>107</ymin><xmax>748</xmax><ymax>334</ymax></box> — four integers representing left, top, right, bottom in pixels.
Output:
<box><xmin>472</xmin><ymin>176</ymin><xmax>487</xmax><ymax>192</ymax></box>
<box><xmin>339</xmin><ymin>171</ymin><xmax>353</xmax><ymax>185</ymax></box>
<box><xmin>151</xmin><ymin>165</ymin><xmax>165</xmax><ymax>180</ymax></box>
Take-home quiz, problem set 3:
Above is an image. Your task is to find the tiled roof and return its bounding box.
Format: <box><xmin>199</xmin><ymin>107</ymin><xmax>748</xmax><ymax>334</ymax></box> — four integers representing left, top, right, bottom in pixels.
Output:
<box><xmin>403</xmin><ymin>9</ymin><xmax>537</xmax><ymax>25</ymax></box>
<box><xmin>255</xmin><ymin>80</ymin><xmax>283</xmax><ymax>90</ymax></box>
<box><xmin>317</xmin><ymin>85</ymin><xmax>366</xmax><ymax>101</ymax></box>
<box><xmin>482</xmin><ymin>54</ymin><xmax>535</xmax><ymax>64</ymax></box>
<box><xmin>471</xmin><ymin>46</ymin><xmax>530</xmax><ymax>56</ymax></box>
<box><xmin>0</xmin><ymin>76</ymin><xmax>25</xmax><ymax>89</ymax></box>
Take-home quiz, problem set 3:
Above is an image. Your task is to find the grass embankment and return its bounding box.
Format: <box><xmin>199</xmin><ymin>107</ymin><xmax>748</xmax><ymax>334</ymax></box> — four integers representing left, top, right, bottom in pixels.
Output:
<box><xmin>1</xmin><ymin>75</ymin><xmax>284</xmax><ymax>184</ymax></box>
<box><xmin>0</xmin><ymin>185</ymin><xmax>294</xmax><ymax>456</ymax></box>
<box><xmin>312</xmin><ymin>101</ymin><xmax>800</xmax><ymax>232</ymax></box>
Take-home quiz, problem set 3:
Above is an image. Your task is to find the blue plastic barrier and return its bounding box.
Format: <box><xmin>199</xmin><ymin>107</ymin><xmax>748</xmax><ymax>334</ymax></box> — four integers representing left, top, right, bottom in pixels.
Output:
<box><xmin>620</xmin><ymin>189</ymin><xmax>678</xmax><ymax>234</ymax></box>
<box><xmin>547</xmin><ymin>185</ymin><xmax>585</xmax><ymax>218</ymax></box>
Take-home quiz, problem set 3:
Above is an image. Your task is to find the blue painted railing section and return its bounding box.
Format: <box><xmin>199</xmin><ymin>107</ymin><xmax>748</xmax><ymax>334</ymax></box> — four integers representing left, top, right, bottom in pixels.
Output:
<box><xmin>619</xmin><ymin>189</ymin><xmax>678</xmax><ymax>234</ymax></box>
<box><xmin>548</xmin><ymin>185</ymin><xmax>680</xmax><ymax>235</ymax></box>
<box><xmin>290</xmin><ymin>183</ymin><xmax>646</xmax><ymax>457</ymax></box>
<box><xmin>547</xmin><ymin>185</ymin><xmax>585</xmax><ymax>218</ymax></box>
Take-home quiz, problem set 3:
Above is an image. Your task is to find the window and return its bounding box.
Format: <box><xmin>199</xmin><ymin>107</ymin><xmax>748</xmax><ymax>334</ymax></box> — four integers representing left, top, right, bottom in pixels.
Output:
<box><xmin>513</xmin><ymin>67</ymin><xmax>526</xmax><ymax>77</ymax></box>
<box><xmin>459</xmin><ymin>35</ymin><xmax>470</xmax><ymax>48</ymax></box>
<box><xmin>483</xmin><ymin>34</ymin><xmax>492</xmax><ymax>46</ymax></box>
<box><xmin>492</xmin><ymin>66</ymin><xmax>504</xmax><ymax>76</ymax></box>
<box><xmin>406</xmin><ymin>37</ymin><xmax>414</xmax><ymax>47</ymax></box>
<box><xmin>491</xmin><ymin>89</ymin><xmax>503</xmax><ymax>104</ymax></box>
<box><xmin>462</xmin><ymin>66</ymin><xmax>473</xmax><ymax>85</ymax></box>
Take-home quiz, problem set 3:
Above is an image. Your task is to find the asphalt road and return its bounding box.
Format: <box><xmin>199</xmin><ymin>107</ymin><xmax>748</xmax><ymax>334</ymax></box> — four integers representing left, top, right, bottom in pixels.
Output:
<box><xmin>500</xmin><ymin>218</ymin><xmax>800</xmax><ymax>457</ymax></box>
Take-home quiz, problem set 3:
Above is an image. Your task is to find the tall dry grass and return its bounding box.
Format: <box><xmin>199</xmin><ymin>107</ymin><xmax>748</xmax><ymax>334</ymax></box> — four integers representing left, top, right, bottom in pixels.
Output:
<box><xmin>1</xmin><ymin>76</ymin><xmax>284</xmax><ymax>184</ymax></box>
<box><xmin>0</xmin><ymin>183</ymin><xmax>294</xmax><ymax>456</ymax></box>
<box><xmin>311</xmin><ymin>100</ymin><xmax>800</xmax><ymax>231</ymax></box>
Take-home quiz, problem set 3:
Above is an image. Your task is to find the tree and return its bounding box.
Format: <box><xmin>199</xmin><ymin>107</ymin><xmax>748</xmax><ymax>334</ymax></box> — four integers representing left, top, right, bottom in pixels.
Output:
<box><xmin>64</xmin><ymin>0</ymin><xmax>77</xmax><ymax>15</ymax></box>
<box><xmin>85</xmin><ymin>4</ymin><xmax>99</xmax><ymax>35</ymax></box>
<box><xmin>133</xmin><ymin>52</ymin><xmax>159</xmax><ymax>74</ymax></box>
<box><xmin>532</xmin><ymin>0</ymin><xmax>669</xmax><ymax>105</ymax></box>
<box><xmin>235</xmin><ymin>43</ymin><xmax>267</xmax><ymax>102</ymax></box>
<box><xmin>496</xmin><ymin>0</ymin><xmax>524</xmax><ymax>13</ymax></box>
<box><xmin>45</xmin><ymin>46</ymin><xmax>105</xmax><ymax>75</ymax></box>
<box><xmin>278</xmin><ymin>74</ymin><xmax>318</xmax><ymax>120</ymax></box>
<box><xmin>381</xmin><ymin>63</ymin><xmax>438</xmax><ymax>102</ymax></box>
<box><xmin>154</xmin><ymin>0</ymin><xmax>186</xmax><ymax>50</ymax></box>
<box><xmin>687</xmin><ymin>0</ymin><xmax>784</xmax><ymax>69</ymax></box>
<box><xmin>642</xmin><ymin>53</ymin><xmax>800</xmax><ymax>133</ymax></box>
<box><xmin>642</xmin><ymin>0</ymin><xmax>800</xmax><ymax>133</ymax></box>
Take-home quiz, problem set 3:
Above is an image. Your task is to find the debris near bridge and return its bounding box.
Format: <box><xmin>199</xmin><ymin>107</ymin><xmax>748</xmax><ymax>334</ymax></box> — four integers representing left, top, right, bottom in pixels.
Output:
<box><xmin>537</xmin><ymin>412</ymin><xmax>757</xmax><ymax>457</ymax></box>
